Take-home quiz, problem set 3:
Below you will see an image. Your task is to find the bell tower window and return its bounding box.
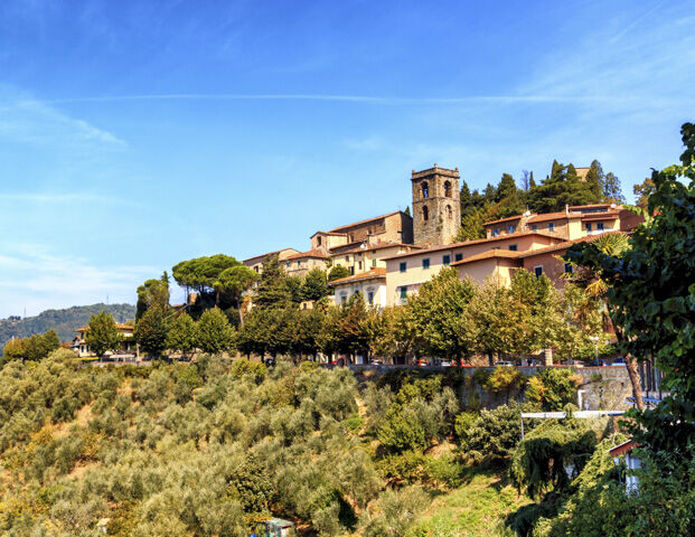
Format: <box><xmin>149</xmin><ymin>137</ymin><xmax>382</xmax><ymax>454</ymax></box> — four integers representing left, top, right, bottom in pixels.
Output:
<box><xmin>446</xmin><ymin>204</ymin><xmax>452</xmax><ymax>219</ymax></box>
<box><xmin>423</xmin><ymin>206</ymin><xmax>429</xmax><ymax>221</ymax></box>
<box><xmin>421</xmin><ymin>182</ymin><xmax>429</xmax><ymax>199</ymax></box>
<box><xmin>444</xmin><ymin>180</ymin><xmax>451</xmax><ymax>197</ymax></box>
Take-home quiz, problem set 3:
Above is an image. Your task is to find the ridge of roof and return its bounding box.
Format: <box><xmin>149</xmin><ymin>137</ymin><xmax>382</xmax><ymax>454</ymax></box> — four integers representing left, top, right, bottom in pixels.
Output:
<box><xmin>284</xmin><ymin>249</ymin><xmax>330</xmax><ymax>261</ymax></box>
<box><xmin>382</xmin><ymin>231</ymin><xmax>561</xmax><ymax>261</ymax></box>
<box><xmin>517</xmin><ymin>231</ymin><xmax>624</xmax><ymax>258</ymax></box>
<box><xmin>450</xmin><ymin>249</ymin><xmax>522</xmax><ymax>266</ymax></box>
<box><xmin>340</xmin><ymin>242</ymin><xmax>421</xmax><ymax>254</ymax></box>
<box><xmin>328</xmin><ymin>268</ymin><xmax>387</xmax><ymax>285</ymax></box>
<box><xmin>243</xmin><ymin>248</ymin><xmax>300</xmax><ymax>263</ymax></box>
<box><xmin>328</xmin><ymin>210</ymin><xmax>404</xmax><ymax>233</ymax></box>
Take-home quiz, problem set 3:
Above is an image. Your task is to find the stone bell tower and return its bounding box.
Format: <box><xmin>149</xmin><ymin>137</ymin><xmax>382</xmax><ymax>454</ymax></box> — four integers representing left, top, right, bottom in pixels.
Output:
<box><xmin>411</xmin><ymin>164</ymin><xmax>460</xmax><ymax>246</ymax></box>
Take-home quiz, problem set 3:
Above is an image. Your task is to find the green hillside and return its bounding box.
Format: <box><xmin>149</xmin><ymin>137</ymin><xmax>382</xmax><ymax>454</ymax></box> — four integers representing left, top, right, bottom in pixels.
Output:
<box><xmin>0</xmin><ymin>303</ymin><xmax>135</xmax><ymax>346</ymax></box>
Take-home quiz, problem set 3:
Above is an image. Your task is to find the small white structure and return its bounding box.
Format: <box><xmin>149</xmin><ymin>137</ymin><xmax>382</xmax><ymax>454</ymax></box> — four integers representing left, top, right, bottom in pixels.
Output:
<box><xmin>609</xmin><ymin>439</ymin><xmax>642</xmax><ymax>494</ymax></box>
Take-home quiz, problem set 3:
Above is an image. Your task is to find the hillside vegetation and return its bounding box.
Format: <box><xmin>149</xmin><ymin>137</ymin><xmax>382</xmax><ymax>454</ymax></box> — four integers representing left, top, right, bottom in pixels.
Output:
<box><xmin>0</xmin><ymin>304</ymin><xmax>135</xmax><ymax>347</ymax></box>
<box><xmin>2</xmin><ymin>348</ymin><xmax>593</xmax><ymax>537</ymax></box>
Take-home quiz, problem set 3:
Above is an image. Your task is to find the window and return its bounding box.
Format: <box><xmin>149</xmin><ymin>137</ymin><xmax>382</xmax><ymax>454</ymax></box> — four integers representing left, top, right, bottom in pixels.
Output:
<box><xmin>444</xmin><ymin>180</ymin><xmax>451</xmax><ymax>197</ymax></box>
<box><xmin>508</xmin><ymin>244</ymin><xmax>518</xmax><ymax>251</ymax></box>
<box><xmin>422</xmin><ymin>258</ymin><xmax>430</xmax><ymax>269</ymax></box>
<box><xmin>455</xmin><ymin>253</ymin><xmax>463</xmax><ymax>262</ymax></box>
<box><xmin>597</xmin><ymin>222</ymin><xmax>604</xmax><ymax>231</ymax></box>
<box><xmin>493</xmin><ymin>228</ymin><xmax>500</xmax><ymax>237</ymax></box>
<box><xmin>507</xmin><ymin>224</ymin><xmax>516</xmax><ymax>234</ymax></box>
<box><xmin>534</xmin><ymin>265</ymin><xmax>544</xmax><ymax>277</ymax></box>
<box><xmin>254</xmin><ymin>266</ymin><xmax>259</xmax><ymax>272</ymax></box>
<box><xmin>531</xmin><ymin>224</ymin><xmax>538</xmax><ymax>232</ymax></box>
<box><xmin>443</xmin><ymin>254</ymin><xmax>451</xmax><ymax>265</ymax></box>
<box><xmin>341</xmin><ymin>294</ymin><xmax>347</xmax><ymax>304</ymax></box>
<box><xmin>372</xmin><ymin>259</ymin><xmax>377</xmax><ymax>268</ymax></box>
<box><xmin>358</xmin><ymin>261</ymin><xmax>363</xmax><ymax>270</ymax></box>
<box><xmin>317</xmin><ymin>236</ymin><xmax>322</xmax><ymax>247</ymax></box>
<box><xmin>548</xmin><ymin>223</ymin><xmax>555</xmax><ymax>232</ymax></box>
<box><xmin>446</xmin><ymin>204</ymin><xmax>452</xmax><ymax>220</ymax></box>
<box><xmin>423</xmin><ymin>206</ymin><xmax>429</xmax><ymax>221</ymax></box>
<box><xmin>367</xmin><ymin>291</ymin><xmax>374</xmax><ymax>305</ymax></box>
<box><xmin>564</xmin><ymin>262</ymin><xmax>573</xmax><ymax>274</ymax></box>
<box><xmin>586</xmin><ymin>222</ymin><xmax>592</xmax><ymax>232</ymax></box>
<box><xmin>421</xmin><ymin>182</ymin><xmax>429</xmax><ymax>199</ymax></box>
<box><xmin>345</xmin><ymin>256</ymin><xmax>350</xmax><ymax>262</ymax></box>
<box><xmin>399</xmin><ymin>286</ymin><xmax>408</xmax><ymax>300</ymax></box>
<box><xmin>399</xmin><ymin>262</ymin><xmax>407</xmax><ymax>273</ymax></box>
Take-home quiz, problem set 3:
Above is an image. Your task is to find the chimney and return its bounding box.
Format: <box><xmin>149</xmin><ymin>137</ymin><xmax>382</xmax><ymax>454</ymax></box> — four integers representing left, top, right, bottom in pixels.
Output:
<box><xmin>565</xmin><ymin>204</ymin><xmax>570</xmax><ymax>215</ymax></box>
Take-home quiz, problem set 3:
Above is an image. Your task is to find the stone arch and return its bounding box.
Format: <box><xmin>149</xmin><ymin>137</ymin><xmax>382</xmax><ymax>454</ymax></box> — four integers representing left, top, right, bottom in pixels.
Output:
<box><xmin>444</xmin><ymin>180</ymin><xmax>451</xmax><ymax>197</ymax></box>
<box><xmin>423</xmin><ymin>205</ymin><xmax>429</xmax><ymax>221</ymax></box>
<box><xmin>421</xmin><ymin>182</ymin><xmax>429</xmax><ymax>199</ymax></box>
<box><xmin>446</xmin><ymin>204</ymin><xmax>452</xmax><ymax>219</ymax></box>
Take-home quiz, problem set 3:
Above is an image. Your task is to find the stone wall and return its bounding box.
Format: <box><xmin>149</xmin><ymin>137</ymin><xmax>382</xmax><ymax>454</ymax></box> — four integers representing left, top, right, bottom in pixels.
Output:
<box><xmin>347</xmin><ymin>364</ymin><xmax>633</xmax><ymax>411</ymax></box>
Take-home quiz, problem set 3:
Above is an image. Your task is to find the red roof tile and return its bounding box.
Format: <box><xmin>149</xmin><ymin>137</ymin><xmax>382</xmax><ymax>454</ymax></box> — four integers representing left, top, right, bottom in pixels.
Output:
<box><xmin>284</xmin><ymin>249</ymin><xmax>330</xmax><ymax>261</ymax></box>
<box><xmin>328</xmin><ymin>268</ymin><xmax>387</xmax><ymax>285</ymax></box>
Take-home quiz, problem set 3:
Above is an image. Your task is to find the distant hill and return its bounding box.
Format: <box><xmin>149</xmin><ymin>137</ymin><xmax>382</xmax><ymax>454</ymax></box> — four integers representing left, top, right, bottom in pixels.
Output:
<box><xmin>0</xmin><ymin>303</ymin><xmax>135</xmax><ymax>347</ymax></box>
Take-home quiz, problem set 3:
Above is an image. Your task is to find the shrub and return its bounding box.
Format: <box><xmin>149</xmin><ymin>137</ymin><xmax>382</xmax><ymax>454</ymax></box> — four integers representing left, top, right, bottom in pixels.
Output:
<box><xmin>526</xmin><ymin>368</ymin><xmax>581</xmax><ymax>411</ymax></box>
<box><xmin>460</xmin><ymin>402</ymin><xmax>526</xmax><ymax>462</ymax></box>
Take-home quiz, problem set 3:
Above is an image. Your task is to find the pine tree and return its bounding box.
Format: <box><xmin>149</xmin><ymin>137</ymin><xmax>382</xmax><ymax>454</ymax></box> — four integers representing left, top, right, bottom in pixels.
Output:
<box><xmin>254</xmin><ymin>254</ymin><xmax>292</xmax><ymax>309</ymax></box>
<box><xmin>496</xmin><ymin>173</ymin><xmax>517</xmax><ymax>201</ymax></box>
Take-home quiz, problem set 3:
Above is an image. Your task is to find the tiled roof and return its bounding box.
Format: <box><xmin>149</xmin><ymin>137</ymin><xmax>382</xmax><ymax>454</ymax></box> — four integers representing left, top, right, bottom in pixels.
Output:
<box><xmin>382</xmin><ymin>231</ymin><xmax>561</xmax><ymax>261</ymax></box>
<box><xmin>527</xmin><ymin>211</ymin><xmax>577</xmax><ymax>224</ymax></box>
<box><xmin>608</xmin><ymin>439</ymin><xmax>638</xmax><ymax>458</ymax></box>
<box><xmin>340</xmin><ymin>242</ymin><xmax>421</xmax><ymax>255</ymax></box>
<box><xmin>328</xmin><ymin>210</ymin><xmax>404</xmax><ymax>233</ymax></box>
<box><xmin>243</xmin><ymin>248</ymin><xmax>300</xmax><ymax>264</ymax></box>
<box><xmin>284</xmin><ymin>249</ymin><xmax>330</xmax><ymax>261</ymax></box>
<box><xmin>569</xmin><ymin>203</ymin><xmax>613</xmax><ymax>210</ymax></box>
<box><xmin>450</xmin><ymin>249</ymin><xmax>522</xmax><ymax>266</ymax></box>
<box><xmin>483</xmin><ymin>214</ymin><xmax>524</xmax><ymax>226</ymax></box>
<box><xmin>328</xmin><ymin>268</ymin><xmax>387</xmax><ymax>286</ymax></box>
<box><xmin>310</xmin><ymin>231</ymin><xmax>348</xmax><ymax>238</ymax></box>
<box><xmin>516</xmin><ymin>231</ymin><xmax>624</xmax><ymax>258</ymax></box>
<box><xmin>581</xmin><ymin>211</ymin><xmax>619</xmax><ymax>221</ymax></box>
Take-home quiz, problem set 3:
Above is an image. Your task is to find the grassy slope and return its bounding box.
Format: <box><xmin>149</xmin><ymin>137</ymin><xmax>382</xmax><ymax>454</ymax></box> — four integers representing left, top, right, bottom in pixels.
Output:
<box><xmin>413</xmin><ymin>468</ymin><xmax>532</xmax><ymax>537</ymax></box>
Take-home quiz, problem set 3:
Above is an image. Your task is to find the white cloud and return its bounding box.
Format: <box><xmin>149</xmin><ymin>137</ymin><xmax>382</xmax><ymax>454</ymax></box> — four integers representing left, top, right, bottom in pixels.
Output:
<box><xmin>0</xmin><ymin>243</ymin><xmax>157</xmax><ymax>318</ymax></box>
<box><xmin>0</xmin><ymin>86</ymin><xmax>126</xmax><ymax>148</ymax></box>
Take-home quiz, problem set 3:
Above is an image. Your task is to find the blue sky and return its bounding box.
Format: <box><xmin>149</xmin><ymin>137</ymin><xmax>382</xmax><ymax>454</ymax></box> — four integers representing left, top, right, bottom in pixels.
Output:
<box><xmin>0</xmin><ymin>0</ymin><xmax>693</xmax><ymax>318</ymax></box>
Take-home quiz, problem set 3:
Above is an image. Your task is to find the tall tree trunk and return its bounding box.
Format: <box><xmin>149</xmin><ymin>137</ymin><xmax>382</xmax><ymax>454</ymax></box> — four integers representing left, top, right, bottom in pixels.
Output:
<box><xmin>625</xmin><ymin>354</ymin><xmax>645</xmax><ymax>411</ymax></box>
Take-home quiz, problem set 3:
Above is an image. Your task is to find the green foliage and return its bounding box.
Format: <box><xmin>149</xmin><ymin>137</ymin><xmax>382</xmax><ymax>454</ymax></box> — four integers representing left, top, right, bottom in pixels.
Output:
<box><xmin>196</xmin><ymin>307</ymin><xmax>235</xmax><ymax>354</ymax></box>
<box><xmin>528</xmin><ymin>161</ymin><xmax>601</xmax><ymax>213</ymax></box>
<box><xmin>230</xmin><ymin>359</ymin><xmax>267</xmax><ymax>384</ymax></box>
<box><xmin>359</xmin><ymin>486</ymin><xmax>429</xmax><ymax>537</ymax></box>
<box><xmin>485</xmin><ymin>366</ymin><xmax>526</xmax><ymax>403</ymax></box>
<box><xmin>255</xmin><ymin>254</ymin><xmax>293</xmax><ymax>309</ymax></box>
<box><xmin>565</xmin><ymin>122</ymin><xmax>695</xmax><ymax>452</ymax></box>
<box><xmin>327</xmin><ymin>264</ymin><xmax>351</xmax><ymax>282</ymax></box>
<box><xmin>460</xmin><ymin>402</ymin><xmax>525</xmax><ymax>462</ymax></box>
<box><xmin>525</xmin><ymin>369</ymin><xmax>580</xmax><ymax>411</ymax></box>
<box><xmin>302</xmin><ymin>267</ymin><xmax>330</xmax><ymax>301</ymax></box>
<box><xmin>136</xmin><ymin>272</ymin><xmax>170</xmax><ymax>320</ymax></box>
<box><xmin>86</xmin><ymin>311</ymin><xmax>122</xmax><ymax>358</ymax></box>
<box><xmin>0</xmin><ymin>303</ymin><xmax>135</xmax><ymax>349</ymax></box>
<box><xmin>408</xmin><ymin>268</ymin><xmax>476</xmax><ymax>360</ymax></box>
<box><xmin>511</xmin><ymin>416</ymin><xmax>596</xmax><ymax>499</ymax></box>
<box><xmin>166</xmin><ymin>312</ymin><xmax>198</xmax><ymax>355</ymax></box>
<box><xmin>134</xmin><ymin>304</ymin><xmax>169</xmax><ymax>356</ymax></box>
<box><xmin>377</xmin><ymin>377</ymin><xmax>459</xmax><ymax>454</ymax></box>
<box><xmin>2</xmin><ymin>329</ymin><xmax>60</xmax><ymax>363</ymax></box>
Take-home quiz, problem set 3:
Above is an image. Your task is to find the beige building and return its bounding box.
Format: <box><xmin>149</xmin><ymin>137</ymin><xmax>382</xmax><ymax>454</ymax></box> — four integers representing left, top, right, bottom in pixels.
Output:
<box><xmin>72</xmin><ymin>324</ymin><xmax>137</xmax><ymax>358</ymax></box>
<box><xmin>384</xmin><ymin>231</ymin><xmax>565</xmax><ymax>306</ymax></box>
<box><xmin>311</xmin><ymin>210</ymin><xmax>414</xmax><ymax>253</ymax></box>
<box><xmin>329</xmin><ymin>241</ymin><xmax>421</xmax><ymax>277</ymax></box>
<box><xmin>483</xmin><ymin>204</ymin><xmax>641</xmax><ymax>241</ymax></box>
<box><xmin>329</xmin><ymin>268</ymin><xmax>387</xmax><ymax>308</ymax></box>
<box><xmin>283</xmin><ymin>249</ymin><xmax>330</xmax><ymax>277</ymax></box>
<box><xmin>243</xmin><ymin>248</ymin><xmax>301</xmax><ymax>275</ymax></box>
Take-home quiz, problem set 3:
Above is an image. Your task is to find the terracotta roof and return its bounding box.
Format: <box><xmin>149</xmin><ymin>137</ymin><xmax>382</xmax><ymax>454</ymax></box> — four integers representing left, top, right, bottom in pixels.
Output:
<box><xmin>516</xmin><ymin>231</ymin><xmax>624</xmax><ymax>258</ymax></box>
<box><xmin>569</xmin><ymin>203</ymin><xmax>613</xmax><ymax>210</ymax></box>
<box><xmin>284</xmin><ymin>249</ymin><xmax>330</xmax><ymax>261</ymax></box>
<box><xmin>483</xmin><ymin>214</ymin><xmax>525</xmax><ymax>227</ymax></box>
<box><xmin>328</xmin><ymin>268</ymin><xmax>387</xmax><ymax>286</ymax></box>
<box><xmin>76</xmin><ymin>323</ymin><xmax>134</xmax><ymax>332</ymax></box>
<box><xmin>382</xmin><ymin>231</ymin><xmax>562</xmax><ymax>261</ymax></box>
<box><xmin>328</xmin><ymin>210</ymin><xmax>404</xmax><ymax>233</ymax></box>
<box><xmin>608</xmin><ymin>439</ymin><xmax>639</xmax><ymax>458</ymax></box>
<box><xmin>340</xmin><ymin>242</ymin><xmax>421</xmax><ymax>255</ymax></box>
<box><xmin>243</xmin><ymin>248</ymin><xmax>300</xmax><ymax>264</ymax></box>
<box><xmin>310</xmin><ymin>231</ymin><xmax>348</xmax><ymax>238</ymax></box>
<box><xmin>450</xmin><ymin>249</ymin><xmax>522</xmax><ymax>266</ymax></box>
<box><xmin>527</xmin><ymin>211</ymin><xmax>577</xmax><ymax>224</ymax></box>
<box><xmin>581</xmin><ymin>211</ymin><xmax>619</xmax><ymax>221</ymax></box>
<box><xmin>329</xmin><ymin>241</ymin><xmax>370</xmax><ymax>253</ymax></box>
